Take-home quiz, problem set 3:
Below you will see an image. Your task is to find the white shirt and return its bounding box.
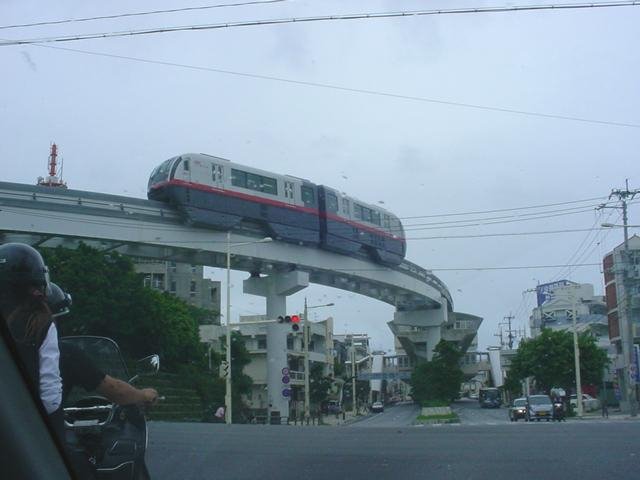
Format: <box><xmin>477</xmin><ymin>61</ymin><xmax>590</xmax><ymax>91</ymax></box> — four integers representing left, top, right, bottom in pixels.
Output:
<box><xmin>39</xmin><ymin>323</ymin><xmax>62</xmax><ymax>414</ymax></box>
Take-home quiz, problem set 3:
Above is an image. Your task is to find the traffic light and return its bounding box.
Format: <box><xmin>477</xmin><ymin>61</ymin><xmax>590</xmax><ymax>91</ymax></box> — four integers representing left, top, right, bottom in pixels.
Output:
<box><xmin>219</xmin><ymin>360</ymin><xmax>229</xmax><ymax>378</ymax></box>
<box><xmin>277</xmin><ymin>314</ymin><xmax>302</xmax><ymax>332</ymax></box>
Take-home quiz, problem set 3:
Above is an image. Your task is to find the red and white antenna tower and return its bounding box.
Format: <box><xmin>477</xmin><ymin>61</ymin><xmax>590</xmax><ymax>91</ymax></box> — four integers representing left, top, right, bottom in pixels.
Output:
<box><xmin>37</xmin><ymin>142</ymin><xmax>67</xmax><ymax>188</ymax></box>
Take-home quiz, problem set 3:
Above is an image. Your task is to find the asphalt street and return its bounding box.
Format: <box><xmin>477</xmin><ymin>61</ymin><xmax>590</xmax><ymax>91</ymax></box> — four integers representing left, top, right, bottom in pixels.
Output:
<box><xmin>147</xmin><ymin>416</ymin><xmax>640</xmax><ymax>480</ymax></box>
<box><xmin>452</xmin><ymin>397</ymin><xmax>511</xmax><ymax>425</ymax></box>
<box><xmin>349</xmin><ymin>402</ymin><xmax>420</xmax><ymax>427</ymax></box>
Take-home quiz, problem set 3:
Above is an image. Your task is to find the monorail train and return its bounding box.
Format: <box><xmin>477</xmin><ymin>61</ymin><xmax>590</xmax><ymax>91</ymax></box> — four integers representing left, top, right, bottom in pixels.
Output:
<box><xmin>147</xmin><ymin>153</ymin><xmax>406</xmax><ymax>265</ymax></box>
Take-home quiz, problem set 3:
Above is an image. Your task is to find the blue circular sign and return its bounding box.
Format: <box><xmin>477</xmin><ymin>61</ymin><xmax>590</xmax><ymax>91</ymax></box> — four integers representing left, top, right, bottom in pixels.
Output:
<box><xmin>282</xmin><ymin>388</ymin><xmax>291</xmax><ymax>397</ymax></box>
<box><xmin>282</xmin><ymin>376</ymin><xmax>290</xmax><ymax>384</ymax></box>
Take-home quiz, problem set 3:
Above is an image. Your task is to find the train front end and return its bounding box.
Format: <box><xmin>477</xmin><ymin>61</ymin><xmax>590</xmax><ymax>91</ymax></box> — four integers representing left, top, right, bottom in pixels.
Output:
<box><xmin>147</xmin><ymin>157</ymin><xmax>177</xmax><ymax>201</ymax></box>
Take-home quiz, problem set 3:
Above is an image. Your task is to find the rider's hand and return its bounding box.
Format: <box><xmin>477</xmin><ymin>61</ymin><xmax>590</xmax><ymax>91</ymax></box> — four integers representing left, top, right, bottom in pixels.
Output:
<box><xmin>141</xmin><ymin>388</ymin><xmax>159</xmax><ymax>406</ymax></box>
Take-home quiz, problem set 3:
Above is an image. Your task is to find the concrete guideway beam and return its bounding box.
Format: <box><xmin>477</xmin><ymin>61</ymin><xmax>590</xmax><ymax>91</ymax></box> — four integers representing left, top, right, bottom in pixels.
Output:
<box><xmin>243</xmin><ymin>271</ymin><xmax>309</xmax><ymax>318</ymax></box>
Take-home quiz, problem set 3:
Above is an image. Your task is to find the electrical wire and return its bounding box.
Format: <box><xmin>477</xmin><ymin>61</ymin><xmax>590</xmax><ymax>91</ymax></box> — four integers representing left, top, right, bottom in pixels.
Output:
<box><xmin>404</xmin><ymin>227</ymin><xmax>611</xmax><ymax>240</ymax></box>
<box><xmin>17</xmin><ymin>43</ymin><xmax>640</xmax><ymax>129</ymax></box>
<box><xmin>399</xmin><ymin>196</ymin><xmax>607</xmax><ymax>220</ymax></box>
<box><xmin>0</xmin><ymin>0</ymin><xmax>287</xmax><ymax>30</ymax></box>
<box><xmin>2</xmin><ymin>1</ymin><xmax>639</xmax><ymax>46</ymax></box>
<box><xmin>403</xmin><ymin>203</ymin><xmax>603</xmax><ymax>229</ymax></box>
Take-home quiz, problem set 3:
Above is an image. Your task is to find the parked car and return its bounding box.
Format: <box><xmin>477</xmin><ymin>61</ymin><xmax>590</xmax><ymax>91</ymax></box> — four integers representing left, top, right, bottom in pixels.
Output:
<box><xmin>326</xmin><ymin>400</ymin><xmax>342</xmax><ymax>414</ymax></box>
<box><xmin>526</xmin><ymin>395</ymin><xmax>553</xmax><ymax>422</ymax></box>
<box><xmin>371</xmin><ymin>401</ymin><xmax>384</xmax><ymax>413</ymax></box>
<box><xmin>570</xmin><ymin>394</ymin><xmax>600</xmax><ymax>412</ymax></box>
<box><xmin>509</xmin><ymin>397</ymin><xmax>527</xmax><ymax>422</ymax></box>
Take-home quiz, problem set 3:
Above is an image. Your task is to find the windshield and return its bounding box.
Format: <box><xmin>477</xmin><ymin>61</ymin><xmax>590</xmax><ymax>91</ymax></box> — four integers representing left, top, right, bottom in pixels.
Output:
<box><xmin>2</xmin><ymin>1</ymin><xmax>639</xmax><ymax>479</ymax></box>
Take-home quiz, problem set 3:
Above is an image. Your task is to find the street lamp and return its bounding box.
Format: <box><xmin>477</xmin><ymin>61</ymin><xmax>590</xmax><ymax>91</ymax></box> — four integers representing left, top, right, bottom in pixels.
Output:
<box><xmin>225</xmin><ymin>233</ymin><xmax>272</xmax><ymax>424</ymax></box>
<box><xmin>602</xmin><ymin>223</ymin><xmax>640</xmax><ymax>229</ymax></box>
<box><xmin>303</xmin><ymin>298</ymin><xmax>334</xmax><ymax>420</ymax></box>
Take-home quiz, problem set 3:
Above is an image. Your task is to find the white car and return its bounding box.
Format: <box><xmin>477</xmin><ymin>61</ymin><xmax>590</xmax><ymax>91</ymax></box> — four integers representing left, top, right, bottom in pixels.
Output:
<box><xmin>371</xmin><ymin>401</ymin><xmax>384</xmax><ymax>413</ymax></box>
<box><xmin>570</xmin><ymin>394</ymin><xmax>600</xmax><ymax>412</ymax></box>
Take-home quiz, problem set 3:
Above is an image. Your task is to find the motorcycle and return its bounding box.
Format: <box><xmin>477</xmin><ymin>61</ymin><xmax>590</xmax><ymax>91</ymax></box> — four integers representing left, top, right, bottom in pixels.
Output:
<box><xmin>61</xmin><ymin>336</ymin><xmax>160</xmax><ymax>479</ymax></box>
<box><xmin>552</xmin><ymin>400</ymin><xmax>565</xmax><ymax>422</ymax></box>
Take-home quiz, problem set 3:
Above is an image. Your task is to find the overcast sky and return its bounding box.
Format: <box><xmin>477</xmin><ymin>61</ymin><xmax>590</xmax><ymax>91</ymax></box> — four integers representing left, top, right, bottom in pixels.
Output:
<box><xmin>2</xmin><ymin>0</ymin><xmax>639</xmax><ymax>352</ymax></box>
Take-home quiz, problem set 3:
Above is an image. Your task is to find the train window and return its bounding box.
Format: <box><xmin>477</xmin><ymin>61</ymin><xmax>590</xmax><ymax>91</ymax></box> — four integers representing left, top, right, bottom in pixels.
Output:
<box><xmin>301</xmin><ymin>186</ymin><xmax>315</xmax><ymax>206</ymax></box>
<box><xmin>371</xmin><ymin>210</ymin><xmax>381</xmax><ymax>226</ymax></box>
<box><xmin>231</xmin><ymin>169</ymin><xmax>247</xmax><ymax>188</ymax></box>
<box><xmin>183</xmin><ymin>160</ymin><xmax>190</xmax><ymax>172</ymax></box>
<box><xmin>383</xmin><ymin>214</ymin><xmax>391</xmax><ymax>229</ymax></box>
<box><xmin>285</xmin><ymin>181</ymin><xmax>294</xmax><ymax>199</ymax></box>
<box><xmin>247</xmin><ymin>173</ymin><xmax>261</xmax><ymax>191</ymax></box>
<box><xmin>261</xmin><ymin>177</ymin><xmax>277</xmax><ymax>195</ymax></box>
<box><xmin>354</xmin><ymin>204</ymin><xmax>363</xmax><ymax>220</ymax></box>
<box><xmin>326</xmin><ymin>193</ymin><xmax>339</xmax><ymax>213</ymax></box>
<box><xmin>362</xmin><ymin>207</ymin><xmax>372</xmax><ymax>223</ymax></box>
<box><xmin>342</xmin><ymin>198</ymin><xmax>350</xmax><ymax>215</ymax></box>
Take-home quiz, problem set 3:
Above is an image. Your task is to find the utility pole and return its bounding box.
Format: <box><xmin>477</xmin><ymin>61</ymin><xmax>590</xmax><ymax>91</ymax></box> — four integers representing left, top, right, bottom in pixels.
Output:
<box><xmin>504</xmin><ymin>314</ymin><xmax>515</xmax><ymax>349</ymax></box>
<box><xmin>599</xmin><ymin>181</ymin><xmax>639</xmax><ymax>417</ymax></box>
<box><xmin>494</xmin><ymin>327</ymin><xmax>505</xmax><ymax>349</ymax></box>
<box><xmin>303</xmin><ymin>298</ymin><xmax>310</xmax><ymax>421</ymax></box>
<box><xmin>351</xmin><ymin>344</ymin><xmax>357</xmax><ymax>416</ymax></box>
<box><xmin>571</xmin><ymin>286</ymin><xmax>584</xmax><ymax>417</ymax></box>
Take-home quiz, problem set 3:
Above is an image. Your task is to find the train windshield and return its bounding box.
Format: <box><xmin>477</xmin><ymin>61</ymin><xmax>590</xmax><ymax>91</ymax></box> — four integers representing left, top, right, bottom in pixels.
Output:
<box><xmin>148</xmin><ymin>158</ymin><xmax>174</xmax><ymax>187</ymax></box>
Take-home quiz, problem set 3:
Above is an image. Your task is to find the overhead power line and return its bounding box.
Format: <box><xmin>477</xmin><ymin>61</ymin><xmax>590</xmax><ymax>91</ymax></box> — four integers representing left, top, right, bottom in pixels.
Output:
<box><xmin>0</xmin><ymin>0</ymin><xmax>287</xmax><ymax>30</ymax></box>
<box><xmin>20</xmin><ymin>43</ymin><xmax>640</xmax><ymax>129</ymax></box>
<box><xmin>399</xmin><ymin>196</ymin><xmax>607</xmax><ymax>220</ymax></box>
<box><xmin>332</xmin><ymin>262</ymin><xmax>602</xmax><ymax>272</ymax></box>
<box><xmin>403</xmin><ymin>203</ymin><xmax>602</xmax><ymax>229</ymax></box>
<box><xmin>405</xmin><ymin>227</ymin><xmax>613</xmax><ymax>240</ymax></box>
<box><xmin>2</xmin><ymin>1</ymin><xmax>638</xmax><ymax>46</ymax></box>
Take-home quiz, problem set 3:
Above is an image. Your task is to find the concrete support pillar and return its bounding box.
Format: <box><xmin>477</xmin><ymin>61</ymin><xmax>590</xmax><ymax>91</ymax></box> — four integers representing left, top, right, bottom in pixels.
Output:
<box><xmin>243</xmin><ymin>271</ymin><xmax>309</xmax><ymax>421</ymax></box>
<box><xmin>266</xmin><ymin>322</ymin><xmax>290</xmax><ymax>421</ymax></box>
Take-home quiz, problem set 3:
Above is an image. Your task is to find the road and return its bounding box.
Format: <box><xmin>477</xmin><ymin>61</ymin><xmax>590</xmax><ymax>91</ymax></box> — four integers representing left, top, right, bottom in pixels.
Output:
<box><xmin>147</xmin><ymin>419</ymin><xmax>640</xmax><ymax>480</ymax></box>
<box><xmin>452</xmin><ymin>397</ymin><xmax>510</xmax><ymax>425</ymax></box>
<box><xmin>349</xmin><ymin>402</ymin><xmax>420</xmax><ymax>427</ymax></box>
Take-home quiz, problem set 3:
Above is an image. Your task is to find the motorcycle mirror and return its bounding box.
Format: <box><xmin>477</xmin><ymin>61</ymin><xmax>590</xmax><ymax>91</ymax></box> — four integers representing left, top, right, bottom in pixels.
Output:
<box><xmin>130</xmin><ymin>354</ymin><xmax>160</xmax><ymax>383</ymax></box>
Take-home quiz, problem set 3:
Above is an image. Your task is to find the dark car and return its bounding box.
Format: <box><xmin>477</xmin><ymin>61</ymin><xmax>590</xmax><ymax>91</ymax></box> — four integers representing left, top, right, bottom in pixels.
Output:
<box><xmin>509</xmin><ymin>397</ymin><xmax>527</xmax><ymax>422</ymax></box>
<box><xmin>526</xmin><ymin>395</ymin><xmax>553</xmax><ymax>422</ymax></box>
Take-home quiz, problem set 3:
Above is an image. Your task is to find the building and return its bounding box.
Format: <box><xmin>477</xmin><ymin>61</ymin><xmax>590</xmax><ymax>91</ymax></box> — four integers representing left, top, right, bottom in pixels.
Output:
<box><xmin>199</xmin><ymin>315</ymin><xmax>335</xmax><ymax>418</ymax></box>
<box><xmin>134</xmin><ymin>259</ymin><xmax>221</xmax><ymax>323</ymax></box>
<box><xmin>529</xmin><ymin>281</ymin><xmax>608</xmax><ymax>340</ymax></box>
<box><xmin>603</xmin><ymin>235</ymin><xmax>640</xmax><ymax>413</ymax></box>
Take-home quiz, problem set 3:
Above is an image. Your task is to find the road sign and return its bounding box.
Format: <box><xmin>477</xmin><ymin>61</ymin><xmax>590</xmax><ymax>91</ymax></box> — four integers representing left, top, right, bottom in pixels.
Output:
<box><xmin>281</xmin><ymin>367</ymin><xmax>290</xmax><ymax>376</ymax></box>
<box><xmin>282</xmin><ymin>388</ymin><xmax>291</xmax><ymax>398</ymax></box>
<box><xmin>282</xmin><ymin>376</ymin><xmax>290</xmax><ymax>384</ymax></box>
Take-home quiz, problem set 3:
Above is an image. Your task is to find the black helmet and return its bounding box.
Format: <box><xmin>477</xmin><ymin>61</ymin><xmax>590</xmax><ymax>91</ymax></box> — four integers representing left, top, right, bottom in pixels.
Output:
<box><xmin>0</xmin><ymin>243</ymin><xmax>49</xmax><ymax>290</ymax></box>
<box><xmin>46</xmin><ymin>282</ymin><xmax>72</xmax><ymax>318</ymax></box>
<box><xmin>0</xmin><ymin>243</ymin><xmax>50</xmax><ymax>316</ymax></box>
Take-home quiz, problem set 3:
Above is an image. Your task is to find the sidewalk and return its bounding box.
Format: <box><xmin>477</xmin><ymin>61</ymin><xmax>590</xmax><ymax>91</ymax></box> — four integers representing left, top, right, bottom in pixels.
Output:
<box><xmin>569</xmin><ymin>409</ymin><xmax>640</xmax><ymax>421</ymax></box>
<box><xmin>288</xmin><ymin>411</ymin><xmax>361</xmax><ymax>426</ymax></box>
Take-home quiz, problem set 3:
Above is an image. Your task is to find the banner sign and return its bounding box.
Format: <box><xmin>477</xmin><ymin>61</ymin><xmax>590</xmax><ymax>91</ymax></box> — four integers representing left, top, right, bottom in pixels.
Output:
<box><xmin>536</xmin><ymin>280</ymin><xmax>573</xmax><ymax>306</ymax></box>
<box><xmin>357</xmin><ymin>371</ymin><xmax>411</xmax><ymax>381</ymax></box>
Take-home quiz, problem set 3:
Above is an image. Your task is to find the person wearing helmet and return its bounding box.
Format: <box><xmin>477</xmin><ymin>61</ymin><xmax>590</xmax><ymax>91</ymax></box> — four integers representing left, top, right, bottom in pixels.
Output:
<box><xmin>0</xmin><ymin>243</ymin><xmax>63</xmax><ymax>436</ymax></box>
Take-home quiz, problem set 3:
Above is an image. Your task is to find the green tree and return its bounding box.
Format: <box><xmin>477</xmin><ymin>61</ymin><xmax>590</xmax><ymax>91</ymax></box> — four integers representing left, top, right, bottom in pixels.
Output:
<box><xmin>309</xmin><ymin>362</ymin><xmax>333</xmax><ymax>407</ymax></box>
<box><xmin>411</xmin><ymin>340</ymin><xmax>464</xmax><ymax>404</ymax></box>
<box><xmin>42</xmin><ymin>244</ymin><xmax>206</xmax><ymax>369</ymax></box>
<box><xmin>508</xmin><ymin>328</ymin><xmax>609</xmax><ymax>394</ymax></box>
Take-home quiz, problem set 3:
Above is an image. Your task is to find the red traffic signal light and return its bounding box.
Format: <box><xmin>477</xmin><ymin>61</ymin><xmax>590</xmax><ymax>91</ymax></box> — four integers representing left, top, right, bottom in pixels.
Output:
<box><xmin>277</xmin><ymin>315</ymin><xmax>301</xmax><ymax>331</ymax></box>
